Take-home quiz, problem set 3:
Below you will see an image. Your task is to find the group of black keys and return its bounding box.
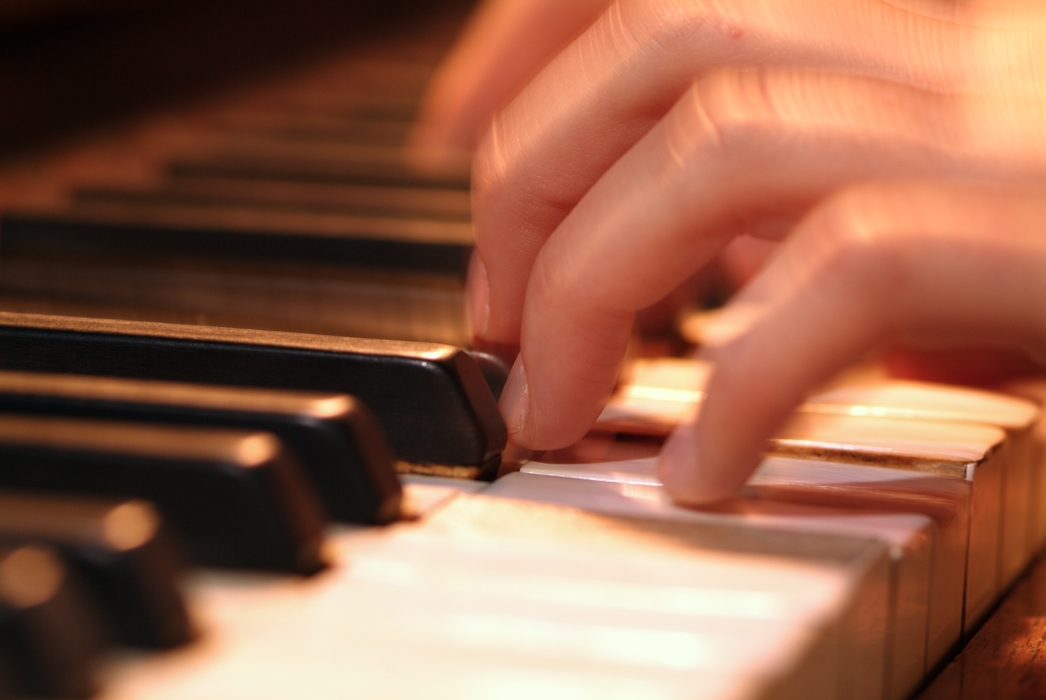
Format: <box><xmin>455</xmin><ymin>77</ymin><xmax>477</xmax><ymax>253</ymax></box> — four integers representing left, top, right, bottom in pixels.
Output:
<box><xmin>0</xmin><ymin>27</ymin><xmax>511</xmax><ymax>699</ymax></box>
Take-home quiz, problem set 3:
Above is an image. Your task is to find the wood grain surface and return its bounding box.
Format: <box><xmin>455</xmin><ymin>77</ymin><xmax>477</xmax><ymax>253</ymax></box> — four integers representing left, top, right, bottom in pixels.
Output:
<box><xmin>918</xmin><ymin>550</ymin><xmax>1046</xmax><ymax>699</ymax></box>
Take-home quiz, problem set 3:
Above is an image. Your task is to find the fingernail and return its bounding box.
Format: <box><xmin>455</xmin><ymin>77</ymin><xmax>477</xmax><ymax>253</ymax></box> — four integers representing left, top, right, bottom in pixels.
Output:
<box><xmin>466</xmin><ymin>252</ymin><xmax>490</xmax><ymax>340</ymax></box>
<box><xmin>657</xmin><ymin>421</ymin><xmax>700</xmax><ymax>502</ymax></box>
<box><xmin>499</xmin><ymin>355</ymin><xmax>529</xmax><ymax>436</ymax></box>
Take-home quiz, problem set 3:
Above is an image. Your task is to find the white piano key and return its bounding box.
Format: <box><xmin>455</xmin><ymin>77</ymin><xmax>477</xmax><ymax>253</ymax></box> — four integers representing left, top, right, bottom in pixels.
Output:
<box><xmin>101</xmin><ymin>494</ymin><xmax>888</xmax><ymax>700</ymax></box>
<box><xmin>747</xmin><ymin>457</ymin><xmax>975</xmax><ymax>661</ymax></box>
<box><xmin>595</xmin><ymin>359</ymin><xmax>1017</xmax><ymax>634</ymax></box>
<box><xmin>601</xmin><ymin>359</ymin><xmax>1041</xmax><ymax>589</ymax></box>
<box><xmin>413</xmin><ymin>495</ymin><xmax>887</xmax><ymax>700</ymax></box>
<box><xmin>998</xmin><ymin>377</ymin><xmax>1046</xmax><ymax>555</ymax></box>
<box><xmin>521</xmin><ymin>450</ymin><xmax>967</xmax><ymax>672</ymax></box>
<box><xmin>773</xmin><ymin>412</ymin><xmax>1005</xmax><ymax>470</ymax></box>
<box><xmin>774</xmin><ymin>412</ymin><xmax>1008</xmax><ymax>640</ymax></box>
<box><xmin>398</xmin><ymin>475</ymin><xmax>489</xmax><ymax>519</ymax></box>
<box><xmin>595</xmin><ymin>358</ymin><xmax>707</xmax><ymax>436</ymax></box>
<box><xmin>805</xmin><ymin>377</ymin><xmax>1037</xmax><ymax>429</ymax></box>
<box><xmin>804</xmin><ymin>381</ymin><xmax>1038</xmax><ymax>591</ymax></box>
<box><xmin>486</xmin><ymin>470</ymin><xmax>932</xmax><ymax>700</ymax></box>
<box><xmin>771</xmin><ymin>412</ymin><xmax>1005</xmax><ymax>638</ymax></box>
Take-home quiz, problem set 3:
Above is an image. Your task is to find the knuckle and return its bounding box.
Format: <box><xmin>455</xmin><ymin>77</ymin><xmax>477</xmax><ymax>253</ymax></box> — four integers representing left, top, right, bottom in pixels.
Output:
<box><xmin>669</xmin><ymin>69</ymin><xmax>782</xmax><ymax>161</ymax></box>
<box><xmin>808</xmin><ymin>187</ymin><xmax>914</xmax><ymax>304</ymax></box>
<box><xmin>470</xmin><ymin>119</ymin><xmax>511</xmax><ymax>216</ymax></box>
<box><xmin>622</xmin><ymin>0</ymin><xmax>699</xmax><ymax>48</ymax></box>
<box><xmin>469</xmin><ymin>114</ymin><xmax>576</xmax><ymax>249</ymax></box>
<box><xmin>526</xmin><ymin>255</ymin><xmax>565</xmax><ymax>311</ymax></box>
<box><xmin>527</xmin><ymin>254</ymin><xmax>585</xmax><ymax>321</ymax></box>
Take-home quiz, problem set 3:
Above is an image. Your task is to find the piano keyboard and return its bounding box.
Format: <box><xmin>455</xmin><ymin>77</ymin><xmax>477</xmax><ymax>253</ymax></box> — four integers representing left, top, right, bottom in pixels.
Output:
<box><xmin>0</xmin><ymin>4</ymin><xmax>1042</xmax><ymax>699</ymax></box>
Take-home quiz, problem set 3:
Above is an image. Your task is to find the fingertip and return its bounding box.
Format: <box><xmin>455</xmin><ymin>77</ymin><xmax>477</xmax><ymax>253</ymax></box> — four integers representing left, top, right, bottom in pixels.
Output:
<box><xmin>467</xmin><ymin>247</ymin><xmax>520</xmax><ymax>369</ymax></box>
<box><xmin>657</xmin><ymin>421</ymin><xmax>746</xmax><ymax>506</ymax></box>
<box><xmin>657</xmin><ymin>422</ymin><xmax>707</xmax><ymax>504</ymax></box>
<box><xmin>498</xmin><ymin>354</ymin><xmax>530</xmax><ymax>440</ymax></box>
<box><xmin>466</xmin><ymin>251</ymin><xmax>490</xmax><ymax>341</ymax></box>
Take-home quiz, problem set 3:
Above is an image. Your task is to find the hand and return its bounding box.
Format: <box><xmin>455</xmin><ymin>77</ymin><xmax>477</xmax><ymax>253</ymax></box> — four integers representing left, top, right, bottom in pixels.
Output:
<box><xmin>661</xmin><ymin>181</ymin><xmax>1046</xmax><ymax>502</ymax></box>
<box><xmin>410</xmin><ymin>0</ymin><xmax>611</xmax><ymax>160</ymax></box>
<box><xmin>425</xmin><ymin>0</ymin><xmax>1046</xmax><ymax>502</ymax></box>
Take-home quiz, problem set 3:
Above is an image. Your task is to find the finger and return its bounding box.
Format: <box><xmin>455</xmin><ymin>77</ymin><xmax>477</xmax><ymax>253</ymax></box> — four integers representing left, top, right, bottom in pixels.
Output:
<box><xmin>409</xmin><ymin>0</ymin><xmax>610</xmax><ymax>162</ymax></box>
<box><xmin>470</xmin><ymin>0</ymin><xmax>972</xmax><ymax>346</ymax></box>
<box><xmin>719</xmin><ymin>235</ymin><xmax>782</xmax><ymax>288</ymax></box>
<box><xmin>658</xmin><ymin>181</ymin><xmax>1046</xmax><ymax>504</ymax></box>
<box><xmin>500</xmin><ymin>67</ymin><xmax>1017</xmax><ymax>449</ymax></box>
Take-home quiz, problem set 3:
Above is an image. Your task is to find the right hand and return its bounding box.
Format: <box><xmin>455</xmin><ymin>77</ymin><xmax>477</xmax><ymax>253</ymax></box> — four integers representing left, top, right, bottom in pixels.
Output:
<box><xmin>416</xmin><ymin>0</ymin><xmax>1046</xmax><ymax>502</ymax></box>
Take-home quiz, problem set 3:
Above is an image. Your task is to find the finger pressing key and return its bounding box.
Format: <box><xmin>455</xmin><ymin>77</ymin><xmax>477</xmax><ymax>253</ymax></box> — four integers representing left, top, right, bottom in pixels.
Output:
<box><xmin>660</xmin><ymin>181</ymin><xmax>1046</xmax><ymax>504</ymax></box>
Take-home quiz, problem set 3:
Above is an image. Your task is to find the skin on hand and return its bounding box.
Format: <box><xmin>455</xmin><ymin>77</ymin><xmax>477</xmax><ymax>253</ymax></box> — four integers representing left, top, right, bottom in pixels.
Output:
<box><xmin>409</xmin><ymin>0</ymin><xmax>611</xmax><ymax>164</ymax></box>
<box><xmin>661</xmin><ymin>182</ymin><xmax>1046</xmax><ymax>503</ymax></box>
<box><xmin>423</xmin><ymin>0</ymin><xmax>1046</xmax><ymax>503</ymax></box>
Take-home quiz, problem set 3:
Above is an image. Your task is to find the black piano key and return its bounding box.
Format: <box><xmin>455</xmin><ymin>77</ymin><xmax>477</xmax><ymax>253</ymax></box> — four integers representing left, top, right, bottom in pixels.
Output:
<box><xmin>0</xmin><ymin>545</ymin><xmax>101</xmax><ymax>698</ymax></box>
<box><xmin>254</xmin><ymin>90</ymin><xmax>426</xmax><ymax>123</ymax></box>
<box><xmin>0</xmin><ymin>651</ymin><xmax>10</xmax><ymax>699</ymax></box>
<box><xmin>0</xmin><ymin>259</ymin><xmax>471</xmax><ymax>348</ymax></box>
<box><xmin>1</xmin><ymin>205</ymin><xmax>473</xmax><ymax>277</ymax></box>
<box><xmin>167</xmin><ymin>140</ymin><xmax>470</xmax><ymax>190</ymax></box>
<box><xmin>0</xmin><ymin>414</ymin><xmax>328</xmax><ymax>573</ymax></box>
<box><xmin>0</xmin><ymin>312</ymin><xmax>506</xmax><ymax>475</ymax></box>
<box><xmin>0</xmin><ymin>371</ymin><xmax>402</xmax><ymax>524</ymax></box>
<box><xmin>468</xmin><ymin>351</ymin><xmax>511</xmax><ymax>402</ymax></box>
<box><xmin>210</xmin><ymin>111</ymin><xmax>417</xmax><ymax>144</ymax></box>
<box><xmin>74</xmin><ymin>177</ymin><xmax>473</xmax><ymax>221</ymax></box>
<box><xmin>0</xmin><ymin>493</ymin><xmax>192</xmax><ymax>648</ymax></box>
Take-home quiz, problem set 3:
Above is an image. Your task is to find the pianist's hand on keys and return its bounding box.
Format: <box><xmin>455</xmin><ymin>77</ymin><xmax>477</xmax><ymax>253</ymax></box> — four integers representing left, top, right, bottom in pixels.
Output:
<box><xmin>413</xmin><ymin>0</ymin><xmax>1046</xmax><ymax>504</ymax></box>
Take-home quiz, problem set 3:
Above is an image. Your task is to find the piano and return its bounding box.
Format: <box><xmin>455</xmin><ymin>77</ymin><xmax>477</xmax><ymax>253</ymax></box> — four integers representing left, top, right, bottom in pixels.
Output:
<box><xmin>0</xmin><ymin>2</ymin><xmax>1041</xmax><ymax>699</ymax></box>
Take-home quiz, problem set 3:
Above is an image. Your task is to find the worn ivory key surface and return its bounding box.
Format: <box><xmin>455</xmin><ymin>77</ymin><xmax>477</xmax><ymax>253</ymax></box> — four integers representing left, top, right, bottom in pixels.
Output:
<box><xmin>100</xmin><ymin>493</ymin><xmax>888</xmax><ymax>700</ymax></box>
